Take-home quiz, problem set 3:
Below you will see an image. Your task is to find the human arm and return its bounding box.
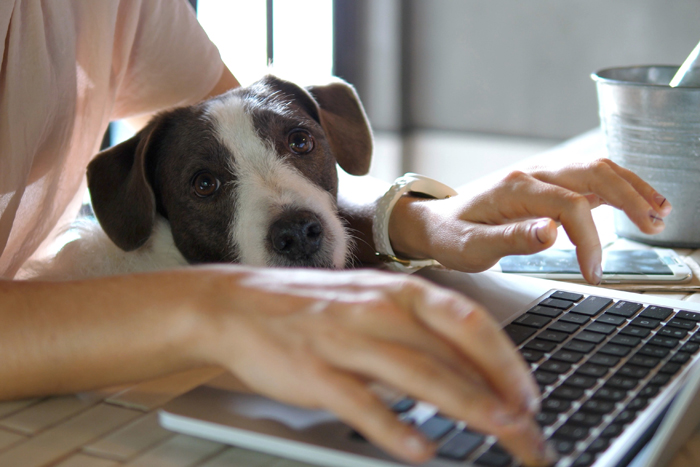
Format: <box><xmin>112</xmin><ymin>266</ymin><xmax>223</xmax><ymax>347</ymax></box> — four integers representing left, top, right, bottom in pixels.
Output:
<box><xmin>0</xmin><ymin>266</ymin><xmax>554</xmax><ymax>466</ymax></box>
<box><xmin>341</xmin><ymin>158</ymin><xmax>671</xmax><ymax>284</ymax></box>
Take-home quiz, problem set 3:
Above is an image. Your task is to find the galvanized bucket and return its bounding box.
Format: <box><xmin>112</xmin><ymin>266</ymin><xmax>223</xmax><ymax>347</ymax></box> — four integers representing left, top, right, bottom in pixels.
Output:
<box><xmin>592</xmin><ymin>65</ymin><xmax>700</xmax><ymax>248</ymax></box>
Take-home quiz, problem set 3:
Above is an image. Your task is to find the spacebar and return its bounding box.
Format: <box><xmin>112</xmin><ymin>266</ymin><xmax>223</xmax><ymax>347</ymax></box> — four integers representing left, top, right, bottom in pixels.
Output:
<box><xmin>504</xmin><ymin>323</ymin><xmax>537</xmax><ymax>345</ymax></box>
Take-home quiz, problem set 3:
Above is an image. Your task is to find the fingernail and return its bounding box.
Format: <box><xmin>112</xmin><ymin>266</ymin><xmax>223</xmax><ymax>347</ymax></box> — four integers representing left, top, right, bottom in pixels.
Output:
<box><xmin>591</xmin><ymin>263</ymin><xmax>603</xmax><ymax>285</ymax></box>
<box><xmin>521</xmin><ymin>385</ymin><xmax>541</xmax><ymax>415</ymax></box>
<box><xmin>403</xmin><ymin>433</ymin><xmax>430</xmax><ymax>456</ymax></box>
<box><xmin>654</xmin><ymin>193</ymin><xmax>667</xmax><ymax>207</ymax></box>
<box><xmin>534</xmin><ymin>220</ymin><xmax>551</xmax><ymax>244</ymax></box>
<box><xmin>492</xmin><ymin>408</ymin><xmax>520</xmax><ymax>426</ymax></box>
<box><xmin>649</xmin><ymin>209</ymin><xmax>664</xmax><ymax>225</ymax></box>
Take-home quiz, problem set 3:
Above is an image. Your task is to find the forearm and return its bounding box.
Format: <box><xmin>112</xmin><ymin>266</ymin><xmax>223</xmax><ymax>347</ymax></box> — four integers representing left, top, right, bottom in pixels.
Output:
<box><xmin>0</xmin><ymin>269</ymin><xmax>227</xmax><ymax>399</ymax></box>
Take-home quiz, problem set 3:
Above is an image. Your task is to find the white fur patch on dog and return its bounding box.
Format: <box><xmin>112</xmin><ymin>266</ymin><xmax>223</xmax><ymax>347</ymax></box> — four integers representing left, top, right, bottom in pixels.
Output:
<box><xmin>205</xmin><ymin>95</ymin><xmax>349</xmax><ymax>268</ymax></box>
<box><xmin>19</xmin><ymin>218</ymin><xmax>188</xmax><ymax>281</ymax></box>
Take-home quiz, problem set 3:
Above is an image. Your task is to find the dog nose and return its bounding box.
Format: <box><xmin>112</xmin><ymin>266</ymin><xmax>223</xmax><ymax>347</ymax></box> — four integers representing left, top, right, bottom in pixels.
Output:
<box><xmin>269</xmin><ymin>210</ymin><xmax>323</xmax><ymax>260</ymax></box>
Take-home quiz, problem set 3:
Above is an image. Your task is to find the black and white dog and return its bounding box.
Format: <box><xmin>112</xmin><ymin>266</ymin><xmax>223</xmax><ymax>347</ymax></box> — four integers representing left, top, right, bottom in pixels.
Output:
<box><xmin>26</xmin><ymin>76</ymin><xmax>373</xmax><ymax>280</ymax></box>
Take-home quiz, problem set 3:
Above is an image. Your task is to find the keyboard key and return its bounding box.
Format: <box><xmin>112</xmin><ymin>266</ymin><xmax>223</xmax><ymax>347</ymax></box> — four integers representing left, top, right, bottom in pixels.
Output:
<box><xmin>575</xmin><ymin>331</ymin><xmax>606</xmax><ymax>344</ymax></box>
<box><xmin>474</xmin><ymin>447</ymin><xmax>512</xmax><ymax>467</ymax></box>
<box><xmin>438</xmin><ymin>430</ymin><xmax>485</xmax><ymax>460</ymax></box>
<box><xmin>676</xmin><ymin>311</ymin><xmax>700</xmax><ymax>322</ymax></box>
<box><xmin>541</xmin><ymin>298</ymin><xmax>574</xmax><ymax>309</ymax></box>
<box><xmin>607</xmin><ymin>375</ymin><xmax>639</xmax><ymax>390</ymax></box>
<box><xmin>671</xmin><ymin>352</ymin><xmax>691</xmax><ymax>364</ymax></box>
<box><xmin>628</xmin><ymin>355</ymin><xmax>660</xmax><ymax>369</ymax></box>
<box><xmin>680</xmin><ymin>342</ymin><xmax>700</xmax><ymax>354</ymax></box>
<box><xmin>528</xmin><ymin>305</ymin><xmax>563</xmax><ymax>318</ymax></box>
<box><xmin>619</xmin><ymin>326</ymin><xmax>651</xmax><ymax>338</ymax></box>
<box><xmin>597</xmin><ymin>314</ymin><xmax>627</xmax><ymax>326</ymax></box>
<box><xmin>649</xmin><ymin>373</ymin><xmax>671</xmax><ymax>386</ymax></box>
<box><xmin>594</xmin><ymin>387</ymin><xmax>628</xmax><ymax>402</ymax></box>
<box><xmin>564</xmin><ymin>340</ymin><xmax>596</xmax><ymax>353</ymax></box>
<box><xmin>598</xmin><ymin>344</ymin><xmax>631</xmax><ymax>357</ymax></box>
<box><xmin>514</xmin><ymin>314</ymin><xmax>552</xmax><ymax>329</ymax></box>
<box><xmin>551</xmin><ymin>350</ymin><xmax>584</xmax><ymax>363</ymax></box>
<box><xmin>618</xmin><ymin>365</ymin><xmax>649</xmax><ymax>379</ymax></box>
<box><xmin>585</xmin><ymin>322</ymin><xmax>617</xmax><ymax>335</ymax></box>
<box><xmin>542</xmin><ymin>398</ymin><xmax>571</xmax><ymax>413</ymax></box>
<box><xmin>524</xmin><ymin>339</ymin><xmax>557</xmax><ymax>352</ymax></box>
<box><xmin>667</xmin><ymin>318</ymin><xmax>696</xmax><ymax>330</ymax></box>
<box><xmin>535</xmin><ymin>411</ymin><xmax>559</xmax><ymax>427</ymax></box>
<box><xmin>581</xmin><ymin>399</ymin><xmax>616</xmax><ymax>414</ymax></box>
<box><xmin>559</xmin><ymin>313</ymin><xmax>591</xmax><ymax>325</ymax></box>
<box><xmin>658</xmin><ymin>327</ymin><xmax>688</xmax><ymax>339</ymax></box>
<box><xmin>614</xmin><ymin>410</ymin><xmax>636</xmax><ymax>426</ymax></box>
<box><xmin>607</xmin><ymin>301</ymin><xmax>643</xmax><ymax>318</ymax></box>
<box><xmin>639</xmin><ymin>385</ymin><xmax>660</xmax><ymax>398</ymax></box>
<box><xmin>600</xmin><ymin>423</ymin><xmax>623</xmax><ymax>438</ymax></box>
<box><xmin>588</xmin><ymin>353</ymin><xmax>620</xmax><ymax>367</ymax></box>
<box><xmin>564</xmin><ymin>374</ymin><xmax>598</xmax><ymax>389</ymax></box>
<box><xmin>691</xmin><ymin>333</ymin><xmax>700</xmax><ymax>344</ymax></box>
<box><xmin>504</xmin><ymin>324</ymin><xmax>537</xmax><ymax>345</ymax></box>
<box><xmin>570</xmin><ymin>297</ymin><xmax>613</xmax><ymax>317</ymax></box>
<box><xmin>551</xmin><ymin>386</ymin><xmax>585</xmax><ymax>401</ymax></box>
<box><xmin>609</xmin><ymin>335</ymin><xmax>642</xmax><ymax>347</ymax></box>
<box><xmin>572</xmin><ymin>452</ymin><xmax>596</xmax><ymax>467</ymax></box>
<box><xmin>586</xmin><ymin>437</ymin><xmax>610</xmax><ymax>453</ymax></box>
<box><xmin>417</xmin><ymin>415</ymin><xmax>455</xmax><ymax>441</ymax></box>
<box><xmin>576</xmin><ymin>364</ymin><xmax>608</xmax><ymax>378</ymax></box>
<box><xmin>638</xmin><ymin>344</ymin><xmax>669</xmax><ymax>359</ymax></box>
<box><xmin>626</xmin><ymin>397</ymin><xmax>650</xmax><ymax>412</ymax></box>
<box><xmin>569</xmin><ymin>411</ymin><xmax>602</xmax><ymax>428</ymax></box>
<box><xmin>648</xmin><ymin>336</ymin><xmax>679</xmax><ymax>349</ymax></box>
<box><xmin>534</xmin><ymin>370</ymin><xmax>559</xmax><ymax>386</ymax></box>
<box><xmin>639</xmin><ymin>306</ymin><xmax>673</xmax><ymax>321</ymax></box>
<box><xmin>551</xmin><ymin>291</ymin><xmax>583</xmax><ymax>302</ymax></box>
<box><xmin>538</xmin><ymin>330</ymin><xmax>569</xmax><ymax>343</ymax></box>
<box><xmin>554</xmin><ymin>424</ymin><xmax>589</xmax><ymax>441</ymax></box>
<box><xmin>551</xmin><ymin>438</ymin><xmax>576</xmax><ymax>455</ymax></box>
<box><xmin>659</xmin><ymin>362</ymin><xmax>682</xmax><ymax>375</ymax></box>
<box><xmin>548</xmin><ymin>321</ymin><xmax>580</xmax><ymax>334</ymax></box>
<box><xmin>630</xmin><ymin>317</ymin><xmax>661</xmax><ymax>329</ymax></box>
<box><xmin>539</xmin><ymin>361</ymin><xmax>571</xmax><ymax>374</ymax></box>
<box><xmin>521</xmin><ymin>349</ymin><xmax>544</xmax><ymax>363</ymax></box>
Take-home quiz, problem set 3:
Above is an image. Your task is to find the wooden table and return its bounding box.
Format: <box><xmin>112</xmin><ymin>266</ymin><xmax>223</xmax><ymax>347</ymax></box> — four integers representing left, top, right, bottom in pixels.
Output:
<box><xmin>2</xmin><ymin>129</ymin><xmax>700</xmax><ymax>466</ymax></box>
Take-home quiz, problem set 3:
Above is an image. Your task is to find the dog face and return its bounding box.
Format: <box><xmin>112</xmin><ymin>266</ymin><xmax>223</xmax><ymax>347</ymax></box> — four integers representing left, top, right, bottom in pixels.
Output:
<box><xmin>87</xmin><ymin>76</ymin><xmax>373</xmax><ymax>268</ymax></box>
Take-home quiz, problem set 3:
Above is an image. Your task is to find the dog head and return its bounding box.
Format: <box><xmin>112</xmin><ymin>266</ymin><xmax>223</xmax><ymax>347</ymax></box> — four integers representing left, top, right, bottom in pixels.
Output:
<box><xmin>87</xmin><ymin>75</ymin><xmax>373</xmax><ymax>268</ymax></box>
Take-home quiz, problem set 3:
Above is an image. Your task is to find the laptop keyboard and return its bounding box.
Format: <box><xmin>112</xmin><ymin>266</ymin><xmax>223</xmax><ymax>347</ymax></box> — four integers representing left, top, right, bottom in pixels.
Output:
<box><xmin>377</xmin><ymin>290</ymin><xmax>700</xmax><ymax>467</ymax></box>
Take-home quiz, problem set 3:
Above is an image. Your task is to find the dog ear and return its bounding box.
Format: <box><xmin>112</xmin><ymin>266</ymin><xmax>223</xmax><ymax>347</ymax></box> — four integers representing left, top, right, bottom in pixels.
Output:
<box><xmin>86</xmin><ymin>117</ymin><xmax>165</xmax><ymax>251</ymax></box>
<box><xmin>306</xmin><ymin>80</ymin><xmax>373</xmax><ymax>176</ymax></box>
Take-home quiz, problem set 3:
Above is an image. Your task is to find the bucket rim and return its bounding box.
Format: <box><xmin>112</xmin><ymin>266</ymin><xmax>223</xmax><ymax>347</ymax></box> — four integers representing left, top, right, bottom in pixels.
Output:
<box><xmin>590</xmin><ymin>65</ymin><xmax>700</xmax><ymax>89</ymax></box>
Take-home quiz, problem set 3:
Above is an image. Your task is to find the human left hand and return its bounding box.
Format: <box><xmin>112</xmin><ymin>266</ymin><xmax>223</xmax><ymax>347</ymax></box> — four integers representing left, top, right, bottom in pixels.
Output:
<box><xmin>388</xmin><ymin>158</ymin><xmax>672</xmax><ymax>284</ymax></box>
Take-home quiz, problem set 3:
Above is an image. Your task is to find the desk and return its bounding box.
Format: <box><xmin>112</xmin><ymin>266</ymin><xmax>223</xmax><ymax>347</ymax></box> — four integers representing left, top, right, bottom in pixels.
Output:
<box><xmin>2</xmin><ymin>130</ymin><xmax>700</xmax><ymax>467</ymax></box>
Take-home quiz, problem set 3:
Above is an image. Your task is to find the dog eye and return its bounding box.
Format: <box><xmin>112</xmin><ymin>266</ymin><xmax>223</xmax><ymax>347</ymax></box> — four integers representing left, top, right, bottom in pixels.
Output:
<box><xmin>192</xmin><ymin>172</ymin><xmax>220</xmax><ymax>197</ymax></box>
<box><xmin>287</xmin><ymin>130</ymin><xmax>314</xmax><ymax>155</ymax></box>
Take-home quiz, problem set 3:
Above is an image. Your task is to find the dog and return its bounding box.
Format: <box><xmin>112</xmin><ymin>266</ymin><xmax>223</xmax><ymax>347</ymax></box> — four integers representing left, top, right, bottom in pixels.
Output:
<box><xmin>23</xmin><ymin>76</ymin><xmax>373</xmax><ymax>280</ymax></box>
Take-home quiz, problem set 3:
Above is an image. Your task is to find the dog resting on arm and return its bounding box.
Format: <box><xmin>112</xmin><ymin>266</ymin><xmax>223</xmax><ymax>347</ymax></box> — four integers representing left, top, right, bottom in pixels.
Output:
<box><xmin>25</xmin><ymin>76</ymin><xmax>373</xmax><ymax>280</ymax></box>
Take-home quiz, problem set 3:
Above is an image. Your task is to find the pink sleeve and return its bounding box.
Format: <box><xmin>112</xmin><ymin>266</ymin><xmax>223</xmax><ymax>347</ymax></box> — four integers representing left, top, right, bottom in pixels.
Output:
<box><xmin>111</xmin><ymin>0</ymin><xmax>225</xmax><ymax>119</ymax></box>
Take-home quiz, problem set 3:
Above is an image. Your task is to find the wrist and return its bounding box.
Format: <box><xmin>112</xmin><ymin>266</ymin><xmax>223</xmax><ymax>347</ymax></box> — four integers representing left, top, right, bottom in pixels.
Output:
<box><xmin>387</xmin><ymin>195</ymin><xmax>435</xmax><ymax>260</ymax></box>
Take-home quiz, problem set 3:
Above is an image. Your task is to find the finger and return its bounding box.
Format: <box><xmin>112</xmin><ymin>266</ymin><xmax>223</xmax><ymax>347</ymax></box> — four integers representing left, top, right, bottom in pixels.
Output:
<box><xmin>406</xmin><ymin>284</ymin><xmax>541</xmax><ymax>415</ymax></box>
<box><xmin>315</xmin><ymin>335</ymin><xmax>555</xmax><ymax>466</ymax></box>
<box><xmin>532</xmin><ymin>159</ymin><xmax>669</xmax><ymax>234</ymax></box>
<box><xmin>314</xmin><ymin>369</ymin><xmax>436</xmax><ymax>463</ymax></box>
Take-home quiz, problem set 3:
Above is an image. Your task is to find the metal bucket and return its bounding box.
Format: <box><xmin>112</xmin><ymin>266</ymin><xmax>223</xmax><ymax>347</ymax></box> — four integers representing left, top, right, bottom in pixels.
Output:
<box><xmin>592</xmin><ymin>65</ymin><xmax>700</xmax><ymax>248</ymax></box>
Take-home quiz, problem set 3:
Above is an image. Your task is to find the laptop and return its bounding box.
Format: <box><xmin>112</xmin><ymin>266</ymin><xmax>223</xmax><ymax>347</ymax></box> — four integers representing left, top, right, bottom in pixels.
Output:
<box><xmin>159</xmin><ymin>269</ymin><xmax>700</xmax><ymax>467</ymax></box>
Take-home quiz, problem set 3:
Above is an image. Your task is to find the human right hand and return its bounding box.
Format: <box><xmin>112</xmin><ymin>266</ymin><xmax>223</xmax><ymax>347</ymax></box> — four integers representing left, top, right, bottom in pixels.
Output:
<box><xmin>192</xmin><ymin>266</ymin><xmax>557</xmax><ymax>466</ymax></box>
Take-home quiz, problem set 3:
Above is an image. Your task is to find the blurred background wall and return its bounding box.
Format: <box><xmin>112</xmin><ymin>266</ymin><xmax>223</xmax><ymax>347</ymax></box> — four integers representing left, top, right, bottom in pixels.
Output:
<box><xmin>333</xmin><ymin>0</ymin><xmax>699</xmax><ymax>185</ymax></box>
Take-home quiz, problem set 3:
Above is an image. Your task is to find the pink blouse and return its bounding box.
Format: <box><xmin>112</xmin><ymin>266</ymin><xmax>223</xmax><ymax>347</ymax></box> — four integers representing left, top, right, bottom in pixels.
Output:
<box><xmin>0</xmin><ymin>0</ymin><xmax>224</xmax><ymax>277</ymax></box>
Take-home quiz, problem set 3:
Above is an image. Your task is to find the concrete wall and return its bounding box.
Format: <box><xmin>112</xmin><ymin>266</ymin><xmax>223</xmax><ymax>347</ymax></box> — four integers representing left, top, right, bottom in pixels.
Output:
<box><xmin>337</xmin><ymin>0</ymin><xmax>700</xmax><ymax>140</ymax></box>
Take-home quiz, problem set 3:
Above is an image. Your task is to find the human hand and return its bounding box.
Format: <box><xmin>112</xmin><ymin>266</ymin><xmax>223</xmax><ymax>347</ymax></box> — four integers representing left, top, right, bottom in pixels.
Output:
<box><xmin>389</xmin><ymin>159</ymin><xmax>671</xmax><ymax>284</ymax></box>
<box><xmin>193</xmin><ymin>267</ymin><xmax>557</xmax><ymax>466</ymax></box>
